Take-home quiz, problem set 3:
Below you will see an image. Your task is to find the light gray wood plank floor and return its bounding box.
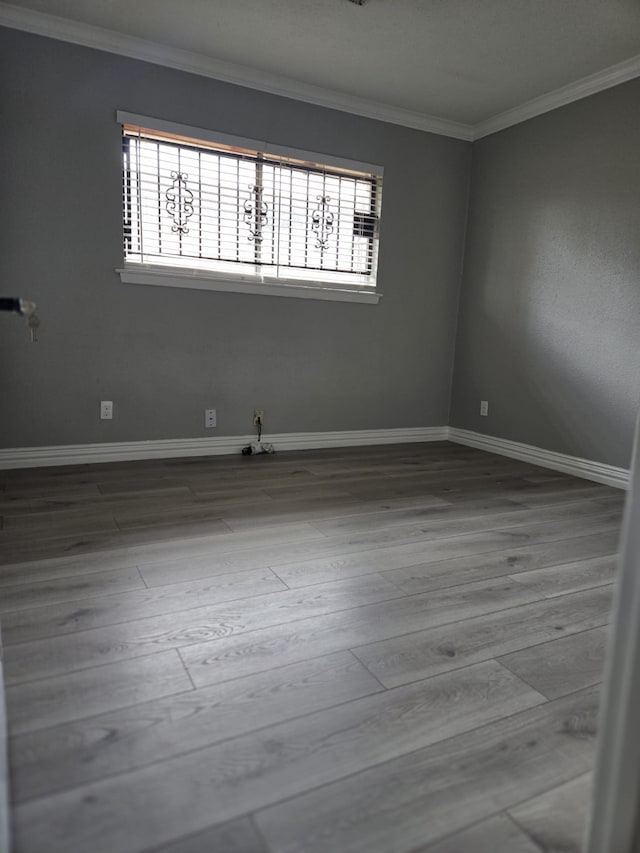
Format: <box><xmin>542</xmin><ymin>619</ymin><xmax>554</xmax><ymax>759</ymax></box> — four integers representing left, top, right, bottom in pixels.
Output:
<box><xmin>0</xmin><ymin>442</ymin><xmax>625</xmax><ymax>852</ymax></box>
<box><xmin>509</xmin><ymin>772</ymin><xmax>593</xmax><ymax>852</ymax></box>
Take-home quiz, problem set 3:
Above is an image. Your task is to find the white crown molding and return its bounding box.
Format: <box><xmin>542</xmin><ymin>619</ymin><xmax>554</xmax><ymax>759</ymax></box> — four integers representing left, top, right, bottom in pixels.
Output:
<box><xmin>3</xmin><ymin>3</ymin><xmax>638</xmax><ymax>142</ymax></box>
<box><xmin>0</xmin><ymin>3</ymin><xmax>474</xmax><ymax>140</ymax></box>
<box><xmin>449</xmin><ymin>427</ymin><xmax>629</xmax><ymax>490</ymax></box>
<box><xmin>0</xmin><ymin>427</ymin><xmax>448</xmax><ymax>469</ymax></box>
<box><xmin>474</xmin><ymin>52</ymin><xmax>640</xmax><ymax>139</ymax></box>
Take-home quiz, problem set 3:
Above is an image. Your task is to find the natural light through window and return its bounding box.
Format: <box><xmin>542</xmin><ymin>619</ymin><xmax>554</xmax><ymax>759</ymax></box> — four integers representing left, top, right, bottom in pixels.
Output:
<box><xmin>117</xmin><ymin>113</ymin><xmax>384</xmax><ymax>303</ymax></box>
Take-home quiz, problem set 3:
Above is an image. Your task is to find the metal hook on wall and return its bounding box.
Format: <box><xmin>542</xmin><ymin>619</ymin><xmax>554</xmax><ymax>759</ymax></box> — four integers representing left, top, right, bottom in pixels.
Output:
<box><xmin>0</xmin><ymin>298</ymin><xmax>40</xmax><ymax>342</ymax></box>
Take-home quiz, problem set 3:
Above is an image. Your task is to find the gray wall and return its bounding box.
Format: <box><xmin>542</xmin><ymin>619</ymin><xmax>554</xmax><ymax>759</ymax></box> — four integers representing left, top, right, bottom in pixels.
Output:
<box><xmin>0</xmin><ymin>28</ymin><xmax>471</xmax><ymax>448</ymax></box>
<box><xmin>4</xmin><ymin>28</ymin><xmax>637</xmax><ymax>466</ymax></box>
<box><xmin>450</xmin><ymin>81</ymin><xmax>640</xmax><ymax>469</ymax></box>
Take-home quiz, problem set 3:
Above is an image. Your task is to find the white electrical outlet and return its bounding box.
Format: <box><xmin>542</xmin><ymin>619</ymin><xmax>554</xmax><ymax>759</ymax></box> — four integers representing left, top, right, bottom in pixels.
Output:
<box><xmin>480</xmin><ymin>400</ymin><xmax>489</xmax><ymax>417</ymax></box>
<box><xmin>253</xmin><ymin>409</ymin><xmax>264</xmax><ymax>425</ymax></box>
<box><xmin>205</xmin><ymin>408</ymin><xmax>217</xmax><ymax>428</ymax></box>
<box><xmin>100</xmin><ymin>400</ymin><xmax>113</xmax><ymax>420</ymax></box>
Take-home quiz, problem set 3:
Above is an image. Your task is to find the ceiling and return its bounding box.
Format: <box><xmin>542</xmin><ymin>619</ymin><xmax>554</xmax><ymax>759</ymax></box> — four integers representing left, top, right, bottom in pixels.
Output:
<box><xmin>2</xmin><ymin>0</ymin><xmax>640</xmax><ymax>137</ymax></box>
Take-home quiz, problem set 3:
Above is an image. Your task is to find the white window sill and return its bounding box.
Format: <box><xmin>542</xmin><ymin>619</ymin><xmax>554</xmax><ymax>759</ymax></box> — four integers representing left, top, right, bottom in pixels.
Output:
<box><xmin>116</xmin><ymin>266</ymin><xmax>381</xmax><ymax>304</ymax></box>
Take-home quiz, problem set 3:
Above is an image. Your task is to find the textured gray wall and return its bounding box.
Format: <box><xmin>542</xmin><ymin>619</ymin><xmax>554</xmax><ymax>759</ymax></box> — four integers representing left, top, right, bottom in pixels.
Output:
<box><xmin>450</xmin><ymin>81</ymin><xmax>640</xmax><ymax>469</ymax></box>
<box><xmin>0</xmin><ymin>28</ymin><xmax>471</xmax><ymax>448</ymax></box>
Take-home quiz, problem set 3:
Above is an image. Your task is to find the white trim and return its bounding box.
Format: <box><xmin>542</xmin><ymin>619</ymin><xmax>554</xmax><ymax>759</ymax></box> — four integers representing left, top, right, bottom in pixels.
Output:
<box><xmin>117</xmin><ymin>110</ymin><xmax>384</xmax><ymax>176</ymax></box>
<box><xmin>586</xmin><ymin>412</ymin><xmax>640</xmax><ymax>852</ymax></box>
<box><xmin>473</xmin><ymin>53</ymin><xmax>640</xmax><ymax>139</ymax></box>
<box><xmin>0</xmin><ymin>427</ymin><xmax>448</xmax><ymax>469</ymax></box>
<box><xmin>1</xmin><ymin>427</ymin><xmax>631</xmax><ymax>485</ymax></box>
<box><xmin>117</xmin><ymin>267</ymin><xmax>381</xmax><ymax>304</ymax></box>
<box><xmin>0</xmin><ymin>3</ymin><xmax>473</xmax><ymax>140</ymax></box>
<box><xmin>118</xmin><ymin>115</ymin><xmax>382</xmax><ymax>301</ymax></box>
<box><xmin>449</xmin><ymin>427</ymin><xmax>629</xmax><ymax>489</ymax></box>
<box><xmin>3</xmin><ymin>4</ymin><xmax>640</xmax><ymax>141</ymax></box>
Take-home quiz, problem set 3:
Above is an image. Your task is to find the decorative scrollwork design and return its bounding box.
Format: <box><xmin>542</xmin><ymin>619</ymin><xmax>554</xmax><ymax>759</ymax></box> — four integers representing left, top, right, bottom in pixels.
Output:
<box><xmin>311</xmin><ymin>195</ymin><xmax>335</xmax><ymax>250</ymax></box>
<box><xmin>165</xmin><ymin>171</ymin><xmax>194</xmax><ymax>234</ymax></box>
<box><xmin>243</xmin><ymin>185</ymin><xmax>268</xmax><ymax>243</ymax></box>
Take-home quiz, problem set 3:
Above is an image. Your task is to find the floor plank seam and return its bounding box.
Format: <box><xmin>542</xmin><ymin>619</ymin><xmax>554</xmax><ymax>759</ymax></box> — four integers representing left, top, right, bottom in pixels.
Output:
<box><xmin>368</xmin><ymin>571</ymin><xmax>408</xmax><ymax>596</ymax></box>
<box><xmin>385</xmin><ymin>570</ymin><xmax>616</xmax><ymax>601</ymax></box>
<box><xmin>262</xmin><ymin>525</ymin><xmax>621</xmax><ymax>582</ymax></box>
<box><xmin>303</xmin><ymin>493</ymin><xmax>621</xmax><ymax>535</ymax></box>
<box><xmin>307</xmin><ymin>505</ymin><xmax>621</xmax><ymax>543</ymax></box>
<box><xmin>263</xmin><ymin>555</ymin><xmax>617</xmax><ymax>594</ymax></box>
<box><xmin>0</xmin><ymin>563</ymin><xmax>141</xmax><ymax>588</ymax></box>
<box><xmin>0</xmin><ymin>579</ymin><xmax>330</xmax><ymax>652</ymax></box>
<box><xmin>2</xmin><ymin>446</ymin><xmax>622</xmax><ymax>852</ymax></box>
<box><xmin>0</xmin><ymin>527</ymin><xmax>327</xmax><ymax>573</ymax></box>
<box><xmin>496</xmin><ymin>657</ymin><xmax>603</xmax><ymax>703</ymax></box>
<box><xmin>474</xmin><ymin>658</ymin><xmax>550</xmax><ymax>706</ymax></box>
<box><xmin>522</xmin><ymin>579</ymin><xmax>615</xmax><ymax>600</ymax></box>
<box><xmin>503</xmin><ymin>770</ymin><xmax>593</xmax><ymax>825</ymax></box>
<box><xmin>496</xmin><ymin>621</ymin><xmax>610</xmax><ymax>665</ymax></box>
<box><xmin>239</xmin><ymin>687</ymin><xmax>597</xmax><ymax>848</ymax></box>
<box><xmin>344</xmin><ymin>649</ymin><xmax>389</xmax><ymax>692</ymax></box>
<box><xmin>6</xmin><ymin>719</ymin><xmax>391</xmax><ymax>809</ymax></box>
<box><xmin>2</xmin><ymin>581</ymin><xmax>609</xmax><ymax>690</ymax></box>
<box><xmin>176</xmin><ymin>648</ymin><xmax>198</xmax><ymax>691</ymax></box>
<box><xmin>305</xmin><ymin>520</ymin><xmax>335</xmax><ymax>537</ymax></box>
<box><xmin>8</xmin><ymin>666</ymin><xmax>387</xmax><ymax>774</ymax></box>
<box><xmin>1</xmin><ymin>504</ymin><xmax>620</xmax><ymax>573</ymax></box>
<box><xmin>267</xmin><ymin>567</ymin><xmax>291</xmax><ymax>590</ymax></box>
<box><xmin>8</xmin><ymin>660</ymin><xmax>548</xmax><ymax>808</ymax></box>
<box><xmin>3</xmin><ymin>645</ymin><xmax>198</xmax><ymax>691</ymax></box>
<box><xmin>340</xmin><ymin>583</ymin><xmax>608</xmax><ymax>659</ymax></box>
<box><xmin>506</xmin><ymin>807</ymin><xmax>548</xmax><ymax>852</ymax></box>
<box><xmin>503</xmin><ymin>812</ymin><xmax>547</xmax><ymax>853</ymax></box>
<box><xmin>249</xmin><ymin>812</ymin><xmax>274</xmax><ymax>853</ymax></box>
<box><xmin>1</xmin><ymin>586</ymin><xmax>540</xmax><ymax>684</ymax></box>
<box><xmin>0</xmin><ymin>575</ymin><xmax>155</xmax><ymax>616</ymax></box>
<box><xmin>418</xmin><ymin>809</ymin><xmax>535</xmax><ymax>852</ymax></box>
<box><xmin>136</xmin><ymin>565</ymin><xmax>149</xmax><ymax>589</ymax></box>
<box><xmin>0</xmin><ymin>568</ymin><xmax>290</xmax><ymax>617</ymax></box>
<box><xmin>346</xmin><ymin>617</ymin><xmax>609</xmax><ymax>691</ymax></box>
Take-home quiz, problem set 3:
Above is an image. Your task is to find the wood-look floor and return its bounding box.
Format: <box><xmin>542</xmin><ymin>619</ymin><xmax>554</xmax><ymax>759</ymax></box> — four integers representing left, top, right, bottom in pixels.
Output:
<box><xmin>0</xmin><ymin>442</ymin><xmax>625</xmax><ymax>853</ymax></box>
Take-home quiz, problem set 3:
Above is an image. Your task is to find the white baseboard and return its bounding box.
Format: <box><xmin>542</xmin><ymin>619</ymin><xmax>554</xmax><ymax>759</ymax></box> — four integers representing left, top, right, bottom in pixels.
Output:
<box><xmin>0</xmin><ymin>427</ymin><xmax>448</xmax><ymax>469</ymax></box>
<box><xmin>0</xmin><ymin>426</ymin><xmax>630</xmax><ymax>489</ymax></box>
<box><xmin>448</xmin><ymin>427</ymin><xmax>629</xmax><ymax>490</ymax></box>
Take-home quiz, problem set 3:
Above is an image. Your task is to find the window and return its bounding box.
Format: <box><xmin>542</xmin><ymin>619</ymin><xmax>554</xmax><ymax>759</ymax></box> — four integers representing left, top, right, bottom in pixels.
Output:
<box><xmin>117</xmin><ymin>112</ymin><xmax>383</xmax><ymax>303</ymax></box>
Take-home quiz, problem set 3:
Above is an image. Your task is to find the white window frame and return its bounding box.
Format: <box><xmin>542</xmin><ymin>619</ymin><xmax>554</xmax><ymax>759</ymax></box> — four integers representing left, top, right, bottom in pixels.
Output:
<box><xmin>116</xmin><ymin>111</ymin><xmax>383</xmax><ymax>304</ymax></box>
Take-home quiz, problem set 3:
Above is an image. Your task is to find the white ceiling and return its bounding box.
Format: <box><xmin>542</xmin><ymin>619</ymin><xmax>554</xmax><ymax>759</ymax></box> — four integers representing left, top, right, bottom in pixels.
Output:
<box><xmin>2</xmin><ymin>0</ymin><xmax>640</xmax><ymax>136</ymax></box>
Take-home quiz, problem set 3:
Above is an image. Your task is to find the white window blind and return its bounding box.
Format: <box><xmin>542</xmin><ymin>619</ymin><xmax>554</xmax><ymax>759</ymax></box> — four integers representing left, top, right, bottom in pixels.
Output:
<box><xmin>120</xmin><ymin>116</ymin><xmax>383</xmax><ymax>295</ymax></box>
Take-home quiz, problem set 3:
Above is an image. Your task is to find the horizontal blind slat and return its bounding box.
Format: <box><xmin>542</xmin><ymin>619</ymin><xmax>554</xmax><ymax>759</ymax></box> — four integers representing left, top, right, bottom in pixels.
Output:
<box><xmin>122</xmin><ymin>128</ymin><xmax>381</xmax><ymax>286</ymax></box>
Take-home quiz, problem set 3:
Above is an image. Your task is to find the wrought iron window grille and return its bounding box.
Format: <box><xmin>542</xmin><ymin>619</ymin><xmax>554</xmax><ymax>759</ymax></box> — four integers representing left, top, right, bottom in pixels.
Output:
<box><xmin>243</xmin><ymin>184</ymin><xmax>268</xmax><ymax>243</ymax></box>
<box><xmin>165</xmin><ymin>171</ymin><xmax>194</xmax><ymax>235</ymax></box>
<box><xmin>311</xmin><ymin>195</ymin><xmax>335</xmax><ymax>250</ymax></box>
<box><xmin>121</xmin><ymin>123</ymin><xmax>382</xmax><ymax>289</ymax></box>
